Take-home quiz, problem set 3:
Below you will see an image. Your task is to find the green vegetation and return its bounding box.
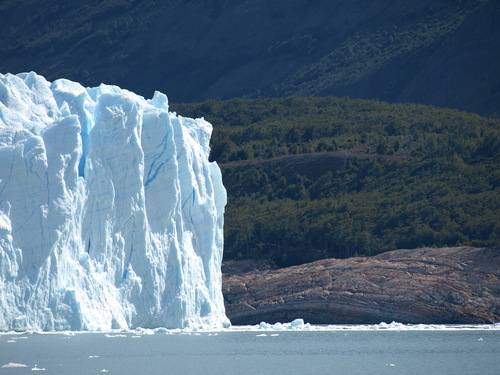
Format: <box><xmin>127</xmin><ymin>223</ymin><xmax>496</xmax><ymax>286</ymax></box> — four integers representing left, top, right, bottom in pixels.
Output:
<box><xmin>0</xmin><ymin>0</ymin><xmax>177</xmax><ymax>85</ymax></box>
<box><xmin>269</xmin><ymin>3</ymin><xmax>482</xmax><ymax>97</ymax></box>
<box><xmin>172</xmin><ymin>97</ymin><xmax>500</xmax><ymax>267</ymax></box>
<box><xmin>2</xmin><ymin>0</ymin><xmax>498</xmax><ymax>115</ymax></box>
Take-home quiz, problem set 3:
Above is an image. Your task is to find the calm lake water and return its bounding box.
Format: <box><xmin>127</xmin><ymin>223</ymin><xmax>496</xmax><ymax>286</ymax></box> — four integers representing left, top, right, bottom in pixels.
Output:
<box><xmin>1</xmin><ymin>327</ymin><xmax>499</xmax><ymax>374</ymax></box>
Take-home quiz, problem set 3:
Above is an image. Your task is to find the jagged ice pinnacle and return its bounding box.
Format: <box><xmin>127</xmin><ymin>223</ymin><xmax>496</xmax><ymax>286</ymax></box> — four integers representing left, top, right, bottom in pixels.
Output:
<box><xmin>0</xmin><ymin>72</ymin><xmax>230</xmax><ymax>331</ymax></box>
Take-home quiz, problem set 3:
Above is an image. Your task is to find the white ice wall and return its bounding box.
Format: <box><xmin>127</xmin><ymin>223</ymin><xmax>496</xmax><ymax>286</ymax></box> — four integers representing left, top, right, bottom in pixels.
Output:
<box><xmin>0</xmin><ymin>72</ymin><xmax>229</xmax><ymax>331</ymax></box>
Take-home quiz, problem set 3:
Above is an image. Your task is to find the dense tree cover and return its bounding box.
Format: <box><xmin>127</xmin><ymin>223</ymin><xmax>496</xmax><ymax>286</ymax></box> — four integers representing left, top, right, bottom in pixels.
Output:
<box><xmin>2</xmin><ymin>0</ymin><xmax>499</xmax><ymax>115</ymax></box>
<box><xmin>173</xmin><ymin>97</ymin><xmax>498</xmax><ymax>163</ymax></box>
<box><xmin>171</xmin><ymin>97</ymin><xmax>499</xmax><ymax>267</ymax></box>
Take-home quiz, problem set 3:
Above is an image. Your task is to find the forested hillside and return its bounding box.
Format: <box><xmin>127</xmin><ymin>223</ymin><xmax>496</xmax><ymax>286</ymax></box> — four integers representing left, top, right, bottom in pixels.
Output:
<box><xmin>172</xmin><ymin>97</ymin><xmax>500</xmax><ymax>267</ymax></box>
<box><xmin>1</xmin><ymin>0</ymin><xmax>499</xmax><ymax>115</ymax></box>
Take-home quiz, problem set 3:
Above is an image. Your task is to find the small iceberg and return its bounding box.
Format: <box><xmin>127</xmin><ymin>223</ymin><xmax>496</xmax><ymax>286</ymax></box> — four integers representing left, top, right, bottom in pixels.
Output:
<box><xmin>2</xmin><ymin>363</ymin><xmax>28</xmax><ymax>368</ymax></box>
<box><xmin>258</xmin><ymin>318</ymin><xmax>311</xmax><ymax>330</ymax></box>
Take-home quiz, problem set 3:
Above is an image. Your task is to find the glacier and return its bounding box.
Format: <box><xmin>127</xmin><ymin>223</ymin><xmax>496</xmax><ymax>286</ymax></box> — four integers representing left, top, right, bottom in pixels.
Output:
<box><xmin>0</xmin><ymin>72</ymin><xmax>230</xmax><ymax>331</ymax></box>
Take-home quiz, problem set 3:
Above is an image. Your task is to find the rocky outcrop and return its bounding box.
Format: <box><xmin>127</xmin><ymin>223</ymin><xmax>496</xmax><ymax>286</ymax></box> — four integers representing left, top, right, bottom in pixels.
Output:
<box><xmin>222</xmin><ymin>247</ymin><xmax>500</xmax><ymax>325</ymax></box>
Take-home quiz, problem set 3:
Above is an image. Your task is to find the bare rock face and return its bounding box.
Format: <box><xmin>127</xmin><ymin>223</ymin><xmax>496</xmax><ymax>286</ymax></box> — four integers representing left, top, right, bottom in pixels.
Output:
<box><xmin>222</xmin><ymin>247</ymin><xmax>500</xmax><ymax>325</ymax></box>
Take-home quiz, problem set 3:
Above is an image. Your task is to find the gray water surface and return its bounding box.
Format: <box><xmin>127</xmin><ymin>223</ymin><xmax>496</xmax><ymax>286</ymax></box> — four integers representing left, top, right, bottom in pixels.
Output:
<box><xmin>1</xmin><ymin>329</ymin><xmax>498</xmax><ymax>374</ymax></box>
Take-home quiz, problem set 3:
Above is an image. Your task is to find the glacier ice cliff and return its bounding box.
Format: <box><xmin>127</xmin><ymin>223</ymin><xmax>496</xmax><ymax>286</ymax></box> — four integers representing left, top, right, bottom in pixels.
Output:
<box><xmin>0</xmin><ymin>72</ymin><xmax>230</xmax><ymax>331</ymax></box>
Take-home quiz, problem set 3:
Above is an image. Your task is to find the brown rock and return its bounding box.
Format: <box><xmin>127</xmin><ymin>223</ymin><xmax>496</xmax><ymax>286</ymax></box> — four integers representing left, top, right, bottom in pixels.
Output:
<box><xmin>222</xmin><ymin>246</ymin><xmax>500</xmax><ymax>325</ymax></box>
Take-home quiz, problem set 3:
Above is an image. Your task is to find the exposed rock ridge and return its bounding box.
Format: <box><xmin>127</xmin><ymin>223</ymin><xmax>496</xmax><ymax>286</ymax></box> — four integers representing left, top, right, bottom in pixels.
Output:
<box><xmin>222</xmin><ymin>247</ymin><xmax>499</xmax><ymax>325</ymax></box>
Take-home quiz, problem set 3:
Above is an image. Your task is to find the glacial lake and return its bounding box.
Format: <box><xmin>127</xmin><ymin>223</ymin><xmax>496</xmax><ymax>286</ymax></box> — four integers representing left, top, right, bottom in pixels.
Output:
<box><xmin>1</xmin><ymin>325</ymin><xmax>499</xmax><ymax>375</ymax></box>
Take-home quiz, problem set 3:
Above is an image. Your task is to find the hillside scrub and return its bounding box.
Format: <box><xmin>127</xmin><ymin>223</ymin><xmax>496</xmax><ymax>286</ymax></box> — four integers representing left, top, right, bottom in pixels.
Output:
<box><xmin>172</xmin><ymin>97</ymin><xmax>499</xmax><ymax>267</ymax></box>
<box><xmin>2</xmin><ymin>0</ymin><xmax>498</xmax><ymax>115</ymax></box>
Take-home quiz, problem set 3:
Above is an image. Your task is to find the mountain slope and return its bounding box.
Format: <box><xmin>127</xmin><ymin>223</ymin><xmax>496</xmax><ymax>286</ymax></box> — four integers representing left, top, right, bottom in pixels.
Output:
<box><xmin>173</xmin><ymin>97</ymin><xmax>500</xmax><ymax>266</ymax></box>
<box><xmin>1</xmin><ymin>0</ymin><xmax>499</xmax><ymax>115</ymax></box>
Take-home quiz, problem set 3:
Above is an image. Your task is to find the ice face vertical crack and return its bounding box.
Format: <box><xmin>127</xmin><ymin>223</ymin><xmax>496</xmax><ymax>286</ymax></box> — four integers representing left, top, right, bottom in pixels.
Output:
<box><xmin>0</xmin><ymin>72</ymin><xmax>229</xmax><ymax>331</ymax></box>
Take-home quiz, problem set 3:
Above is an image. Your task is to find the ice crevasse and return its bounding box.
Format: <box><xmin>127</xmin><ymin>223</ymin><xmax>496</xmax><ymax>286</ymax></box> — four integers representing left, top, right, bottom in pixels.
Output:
<box><xmin>0</xmin><ymin>72</ymin><xmax>230</xmax><ymax>331</ymax></box>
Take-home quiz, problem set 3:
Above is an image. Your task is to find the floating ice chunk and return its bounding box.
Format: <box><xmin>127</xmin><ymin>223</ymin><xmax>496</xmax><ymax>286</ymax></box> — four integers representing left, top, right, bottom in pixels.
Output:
<box><xmin>229</xmin><ymin>321</ymin><xmax>500</xmax><ymax>332</ymax></box>
<box><xmin>376</xmin><ymin>321</ymin><xmax>405</xmax><ymax>329</ymax></box>
<box><xmin>154</xmin><ymin>327</ymin><xmax>169</xmax><ymax>333</ymax></box>
<box><xmin>290</xmin><ymin>318</ymin><xmax>306</xmax><ymax>328</ymax></box>
<box><xmin>31</xmin><ymin>365</ymin><xmax>46</xmax><ymax>371</ymax></box>
<box><xmin>134</xmin><ymin>328</ymin><xmax>155</xmax><ymax>335</ymax></box>
<box><xmin>258</xmin><ymin>319</ymin><xmax>311</xmax><ymax>331</ymax></box>
<box><xmin>2</xmin><ymin>363</ymin><xmax>28</xmax><ymax>368</ymax></box>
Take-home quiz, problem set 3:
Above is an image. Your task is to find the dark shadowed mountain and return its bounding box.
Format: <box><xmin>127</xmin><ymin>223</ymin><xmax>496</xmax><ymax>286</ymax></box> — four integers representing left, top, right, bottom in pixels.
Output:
<box><xmin>1</xmin><ymin>0</ymin><xmax>499</xmax><ymax>116</ymax></box>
